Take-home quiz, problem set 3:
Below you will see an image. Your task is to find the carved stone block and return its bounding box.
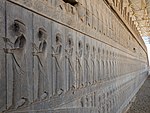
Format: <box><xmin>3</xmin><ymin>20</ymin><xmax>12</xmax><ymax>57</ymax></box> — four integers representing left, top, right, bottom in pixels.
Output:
<box><xmin>51</xmin><ymin>22</ymin><xmax>66</xmax><ymax>95</ymax></box>
<box><xmin>65</xmin><ymin>28</ymin><xmax>76</xmax><ymax>91</ymax></box>
<box><xmin>33</xmin><ymin>13</ymin><xmax>52</xmax><ymax>100</ymax></box>
<box><xmin>6</xmin><ymin>1</ymin><xmax>33</xmax><ymax>109</ymax></box>
<box><xmin>76</xmin><ymin>32</ymin><xmax>84</xmax><ymax>88</ymax></box>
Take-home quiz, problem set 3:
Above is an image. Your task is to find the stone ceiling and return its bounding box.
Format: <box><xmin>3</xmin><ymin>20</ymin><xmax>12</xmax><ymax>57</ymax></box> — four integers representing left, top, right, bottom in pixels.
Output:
<box><xmin>128</xmin><ymin>0</ymin><xmax>150</xmax><ymax>37</ymax></box>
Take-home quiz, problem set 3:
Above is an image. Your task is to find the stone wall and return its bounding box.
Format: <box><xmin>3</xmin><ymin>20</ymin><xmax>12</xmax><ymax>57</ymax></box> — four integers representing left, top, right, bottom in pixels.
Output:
<box><xmin>0</xmin><ymin>0</ymin><xmax>149</xmax><ymax>113</ymax></box>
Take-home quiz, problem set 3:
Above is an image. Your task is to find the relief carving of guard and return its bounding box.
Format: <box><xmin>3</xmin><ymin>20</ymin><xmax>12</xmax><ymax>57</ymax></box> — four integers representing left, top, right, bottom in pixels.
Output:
<box><xmin>84</xmin><ymin>43</ymin><xmax>90</xmax><ymax>85</ymax></box>
<box><xmin>76</xmin><ymin>40</ymin><xmax>83</xmax><ymax>88</ymax></box>
<box><xmin>3</xmin><ymin>20</ymin><xmax>28</xmax><ymax>108</ymax></box>
<box><xmin>91</xmin><ymin>46</ymin><xmax>96</xmax><ymax>84</ymax></box>
<box><xmin>97</xmin><ymin>47</ymin><xmax>101</xmax><ymax>82</ymax></box>
<box><xmin>65</xmin><ymin>35</ymin><xmax>75</xmax><ymax>90</ymax></box>
<box><xmin>52</xmin><ymin>33</ymin><xmax>64</xmax><ymax>95</ymax></box>
<box><xmin>32</xmin><ymin>28</ymin><xmax>48</xmax><ymax>100</ymax></box>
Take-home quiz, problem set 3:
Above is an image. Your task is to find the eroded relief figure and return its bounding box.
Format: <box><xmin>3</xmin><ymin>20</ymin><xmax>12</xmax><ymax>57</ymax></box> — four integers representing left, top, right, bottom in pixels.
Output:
<box><xmin>65</xmin><ymin>35</ymin><xmax>75</xmax><ymax>90</ymax></box>
<box><xmin>106</xmin><ymin>51</ymin><xmax>110</xmax><ymax>80</ymax></box>
<box><xmin>102</xmin><ymin>49</ymin><xmax>106</xmax><ymax>80</ymax></box>
<box><xmin>97</xmin><ymin>47</ymin><xmax>101</xmax><ymax>82</ymax></box>
<box><xmin>92</xmin><ymin>1</ymin><xmax>98</xmax><ymax>30</ymax></box>
<box><xmin>98</xmin><ymin>95</ymin><xmax>102</xmax><ymax>110</ymax></box>
<box><xmin>86</xmin><ymin>0</ymin><xmax>93</xmax><ymax>27</ymax></box>
<box><xmin>32</xmin><ymin>28</ymin><xmax>48</xmax><ymax>100</ymax></box>
<box><xmin>55</xmin><ymin>0</ymin><xmax>66</xmax><ymax>11</ymax></box>
<box><xmin>84</xmin><ymin>43</ymin><xmax>90</xmax><ymax>85</ymax></box>
<box><xmin>51</xmin><ymin>0</ymin><xmax>66</xmax><ymax>22</ymax></box>
<box><xmin>80</xmin><ymin>97</ymin><xmax>84</xmax><ymax>107</ymax></box>
<box><xmin>4</xmin><ymin>20</ymin><xmax>28</xmax><ymax>108</ymax></box>
<box><xmin>64</xmin><ymin>0</ymin><xmax>78</xmax><ymax>15</ymax></box>
<box><xmin>85</xmin><ymin>95</ymin><xmax>89</xmax><ymax>107</ymax></box>
<box><xmin>109</xmin><ymin>52</ymin><xmax>112</xmax><ymax>79</ymax></box>
<box><xmin>76</xmin><ymin>0</ymin><xmax>86</xmax><ymax>23</ymax></box>
<box><xmin>90</xmin><ymin>94</ymin><xmax>94</xmax><ymax>107</ymax></box>
<box><xmin>52</xmin><ymin>33</ymin><xmax>64</xmax><ymax>95</ymax></box>
<box><xmin>91</xmin><ymin>46</ymin><xmax>96</xmax><ymax>84</ymax></box>
<box><xmin>76</xmin><ymin>41</ymin><xmax>83</xmax><ymax>88</ymax></box>
<box><xmin>93</xmin><ymin>92</ymin><xmax>97</xmax><ymax>107</ymax></box>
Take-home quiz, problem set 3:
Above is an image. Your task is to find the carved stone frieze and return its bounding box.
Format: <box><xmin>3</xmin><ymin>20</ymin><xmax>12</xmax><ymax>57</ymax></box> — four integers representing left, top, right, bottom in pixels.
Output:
<box><xmin>0</xmin><ymin>0</ymin><xmax>149</xmax><ymax>113</ymax></box>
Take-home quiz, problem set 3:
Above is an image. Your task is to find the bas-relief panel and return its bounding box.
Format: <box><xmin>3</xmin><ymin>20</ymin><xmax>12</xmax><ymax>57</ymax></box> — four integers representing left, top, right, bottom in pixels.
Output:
<box><xmin>33</xmin><ymin>14</ymin><xmax>52</xmax><ymax>100</ymax></box>
<box><xmin>65</xmin><ymin>27</ymin><xmax>76</xmax><ymax>91</ymax></box>
<box><xmin>8</xmin><ymin>0</ymin><xmax>147</xmax><ymax>54</ymax></box>
<box><xmin>51</xmin><ymin>22</ymin><xmax>66</xmax><ymax>96</ymax></box>
<box><xmin>84</xmin><ymin>36</ymin><xmax>91</xmax><ymax>86</ymax></box>
<box><xmin>76</xmin><ymin>32</ymin><xmax>84</xmax><ymax>89</ymax></box>
<box><xmin>0</xmin><ymin>1</ymin><xmax>149</xmax><ymax>113</ymax></box>
<box><xmin>91</xmin><ymin>39</ymin><xmax>97</xmax><ymax>84</ymax></box>
<box><xmin>5</xmin><ymin>2</ymin><xmax>33</xmax><ymax>109</ymax></box>
<box><xmin>96</xmin><ymin>41</ymin><xmax>103</xmax><ymax>82</ymax></box>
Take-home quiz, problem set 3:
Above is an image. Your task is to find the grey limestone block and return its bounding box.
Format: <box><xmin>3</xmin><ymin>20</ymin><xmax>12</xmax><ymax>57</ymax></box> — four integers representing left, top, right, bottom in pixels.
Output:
<box><xmin>51</xmin><ymin>22</ymin><xmax>66</xmax><ymax>96</ymax></box>
<box><xmin>76</xmin><ymin>32</ymin><xmax>84</xmax><ymax>89</ymax></box>
<box><xmin>65</xmin><ymin>27</ymin><xmax>76</xmax><ymax>91</ymax></box>
<box><xmin>33</xmin><ymin>13</ymin><xmax>52</xmax><ymax>100</ymax></box>
<box><xmin>6</xmin><ymin>1</ymin><xmax>33</xmax><ymax>109</ymax></box>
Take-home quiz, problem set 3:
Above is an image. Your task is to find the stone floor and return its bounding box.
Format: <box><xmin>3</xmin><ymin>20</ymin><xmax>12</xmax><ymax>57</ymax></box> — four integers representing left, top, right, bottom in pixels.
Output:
<box><xmin>126</xmin><ymin>76</ymin><xmax>150</xmax><ymax>113</ymax></box>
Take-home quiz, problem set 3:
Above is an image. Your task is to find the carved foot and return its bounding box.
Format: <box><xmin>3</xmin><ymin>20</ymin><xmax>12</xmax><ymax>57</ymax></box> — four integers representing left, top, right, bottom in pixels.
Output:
<box><xmin>57</xmin><ymin>88</ymin><xmax>64</xmax><ymax>96</ymax></box>
<box><xmin>95</xmin><ymin>80</ymin><xmax>97</xmax><ymax>84</ymax></box>
<box><xmin>40</xmin><ymin>92</ymin><xmax>48</xmax><ymax>100</ymax></box>
<box><xmin>89</xmin><ymin>82</ymin><xmax>91</xmax><ymax>85</ymax></box>
<box><xmin>71</xmin><ymin>85</ymin><xmax>76</xmax><ymax>94</ymax></box>
<box><xmin>71</xmin><ymin>85</ymin><xmax>76</xmax><ymax>90</ymax></box>
<box><xmin>79</xmin><ymin>85</ymin><xmax>83</xmax><ymax>88</ymax></box>
<box><xmin>15</xmin><ymin>97</ymin><xmax>27</xmax><ymax>109</ymax></box>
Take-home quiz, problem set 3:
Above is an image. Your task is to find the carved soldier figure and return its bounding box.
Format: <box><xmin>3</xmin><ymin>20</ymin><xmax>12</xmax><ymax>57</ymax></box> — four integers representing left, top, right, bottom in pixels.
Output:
<box><xmin>84</xmin><ymin>43</ymin><xmax>90</xmax><ymax>85</ymax></box>
<box><xmin>65</xmin><ymin>35</ymin><xmax>75</xmax><ymax>90</ymax></box>
<box><xmin>97</xmin><ymin>47</ymin><xmax>101</xmax><ymax>82</ymax></box>
<box><xmin>90</xmin><ymin>93</ymin><xmax>94</xmax><ymax>107</ymax></box>
<box><xmin>76</xmin><ymin>40</ymin><xmax>83</xmax><ymax>88</ymax></box>
<box><xmin>101</xmin><ymin>59</ymin><xmax>105</xmax><ymax>82</ymax></box>
<box><xmin>4</xmin><ymin>20</ymin><xmax>28</xmax><ymax>108</ymax></box>
<box><xmin>85</xmin><ymin>95</ymin><xmax>89</xmax><ymax>107</ymax></box>
<box><xmin>32</xmin><ymin>28</ymin><xmax>48</xmax><ymax>100</ymax></box>
<box><xmin>76</xmin><ymin>0</ymin><xmax>86</xmax><ymax>23</ymax></box>
<box><xmin>52</xmin><ymin>33</ymin><xmax>64</xmax><ymax>95</ymax></box>
<box><xmin>91</xmin><ymin>46</ymin><xmax>96</xmax><ymax>84</ymax></box>
<box><xmin>98</xmin><ymin>95</ymin><xmax>102</xmax><ymax>110</ymax></box>
<box><xmin>86</xmin><ymin>0</ymin><xmax>93</xmax><ymax>27</ymax></box>
<box><xmin>80</xmin><ymin>96</ymin><xmax>85</xmax><ymax>107</ymax></box>
<box><xmin>106</xmin><ymin>50</ymin><xmax>110</xmax><ymax>80</ymax></box>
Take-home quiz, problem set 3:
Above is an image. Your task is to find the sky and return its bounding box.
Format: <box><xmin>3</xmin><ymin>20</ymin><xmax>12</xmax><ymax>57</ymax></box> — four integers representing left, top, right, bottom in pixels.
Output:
<box><xmin>143</xmin><ymin>37</ymin><xmax>150</xmax><ymax>64</ymax></box>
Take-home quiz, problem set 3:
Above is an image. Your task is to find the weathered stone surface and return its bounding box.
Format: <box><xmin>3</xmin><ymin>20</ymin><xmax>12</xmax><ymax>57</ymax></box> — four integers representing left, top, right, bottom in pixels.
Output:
<box><xmin>33</xmin><ymin>13</ymin><xmax>52</xmax><ymax>100</ymax></box>
<box><xmin>0</xmin><ymin>0</ymin><xmax>149</xmax><ymax>113</ymax></box>
<box><xmin>0</xmin><ymin>0</ymin><xmax>6</xmax><ymax>112</ymax></box>
<box><xmin>6</xmin><ymin>1</ymin><xmax>33</xmax><ymax>109</ymax></box>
